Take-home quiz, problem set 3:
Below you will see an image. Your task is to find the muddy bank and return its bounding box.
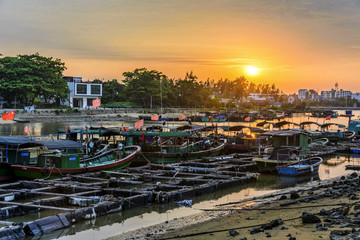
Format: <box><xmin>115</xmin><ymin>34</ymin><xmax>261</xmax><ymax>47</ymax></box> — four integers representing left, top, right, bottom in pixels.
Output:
<box><xmin>107</xmin><ymin>172</ymin><xmax>360</xmax><ymax>240</ymax></box>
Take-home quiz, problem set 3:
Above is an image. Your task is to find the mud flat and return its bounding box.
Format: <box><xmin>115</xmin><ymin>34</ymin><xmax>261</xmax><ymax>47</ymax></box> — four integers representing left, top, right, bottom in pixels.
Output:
<box><xmin>109</xmin><ymin>171</ymin><xmax>360</xmax><ymax>240</ymax></box>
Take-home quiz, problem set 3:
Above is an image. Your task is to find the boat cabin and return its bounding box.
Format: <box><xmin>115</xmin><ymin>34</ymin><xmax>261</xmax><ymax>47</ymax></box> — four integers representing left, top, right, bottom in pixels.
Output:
<box><xmin>261</xmin><ymin>130</ymin><xmax>309</xmax><ymax>155</ymax></box>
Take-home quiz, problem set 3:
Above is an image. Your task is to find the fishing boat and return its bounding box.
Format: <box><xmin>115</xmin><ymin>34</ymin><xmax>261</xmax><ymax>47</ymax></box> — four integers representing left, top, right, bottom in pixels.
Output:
<box><xmin>120</xmin><ymin>127</ymin><xmax>225</xmax><ymax>165</ymax></box>
<box><xmin>201</xmin><ymin>114</ymin><xmax>227</xmax><ymax>122</ymax></box>
<box><xmin>320</xmin><ymin>123</ymin><xmax>355</xmax><ymax>142</ymax></box>
<box><xmin>253</xmin><ymin>130</ymin><xmax>309</xmax><ymax>173</ymax></box>
<box><xmin>0</xmin><ymin>136</ymin><xmax>44</xmax><ymax>181</ymax></box>
<box><xmin>220</xmin><ymin>125</ymin><xmax>265</xmax><ymax>153</ymax></box>
<box><xmin>10</xmin><ymin>139</ymin><xmax>141</xmax><ymax>179</ymax></box>
<box><xmin>276</xmin><ymin>157</ymin><xmax>322</xmax><ymax>176</ymax></box>
<box><xmin>348</xmin><ymin>119</ymin><xmax>360</xmax><ymax>138</ymax></box>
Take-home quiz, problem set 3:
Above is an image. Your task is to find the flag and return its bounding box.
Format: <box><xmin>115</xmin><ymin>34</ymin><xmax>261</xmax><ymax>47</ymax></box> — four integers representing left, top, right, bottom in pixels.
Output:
<box><xmin>92</xmin><ymin>98</ymin><xmax>101</xmax><ymax>108</ymax></box>
<box><xmin>151</xmin><ymin>115</ymin><xmax>159</xmax><ymax>121</ymax></box>
<box><xmin>2</xmin><ymin>111</ymin><xmax>15</xmax><ymax>121</ymax></box>
<box><xmin>134</xmin><ymin>119</ymin><xmax>144</xmax><ymax>128</ymax></box>
<box><xmin>325</xmin><ymin>115</ymin><xmax>331</xmax><ymax>120</ymax></box>
<box><xmin>209</xmin><ymin>116</ymin><xmax>214</xmax><ymax>122</ymax></box>
<box><xmin>179</xmin><ymin>115</ymin><xmax>185</xmax><ymax>120</ymax></box>
<box><xmin>66</xmin><ymin>124</ymin><xmax>70</xmax><ymax>134</ymax></box>
<box><xmin>24</xmin><ymin>125</ymin><xmax>29</xmax><ymax>134</ymax></box>
<box><xmin>245</xmin><ymin>116</ymin><xmax>251</xmax><ymax>122</ymax></box>
<box><xmin>282</xmin><ymin>112</ymin><xmax>285</xmax><ymax>118</ymax></box>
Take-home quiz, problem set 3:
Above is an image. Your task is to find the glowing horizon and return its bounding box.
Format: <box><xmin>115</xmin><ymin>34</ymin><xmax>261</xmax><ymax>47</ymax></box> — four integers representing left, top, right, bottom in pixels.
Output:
<box><xmin>1</xmin><ymin>0</ymin><xmax>360</xmax><ymax>94</ymax></box>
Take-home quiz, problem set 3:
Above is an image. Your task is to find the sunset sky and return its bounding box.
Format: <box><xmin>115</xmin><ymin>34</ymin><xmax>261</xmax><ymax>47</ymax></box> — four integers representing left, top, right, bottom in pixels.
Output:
<box><xmin>1</xmin><ymin>0</ymin><xmax>360</xmax><ymax>93</ymax></box>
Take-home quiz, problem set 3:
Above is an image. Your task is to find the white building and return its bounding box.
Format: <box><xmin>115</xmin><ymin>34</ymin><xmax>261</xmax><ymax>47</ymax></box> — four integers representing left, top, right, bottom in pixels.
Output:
<box><xmin>63</xmin><ymin>76</ymin><xmax>103</xmax><ymax>108</ymax></box>
<box><xmin>298</xmin><ymin>89</ymin><xmax>307</xmax><ymax>101</ymax></box>
<box><xmin>321</xmin><ymin>89</ymin><xmax>336</xmax><ymax>100</ymax></box>
<box><xmin>352</xmin><ymin>93</ymin><xmax>360</xmax><ymax>102</ymax></box>
<box><xmin>336</xmin><ymin>89</ymin><xmax>352</xmax><ymax>98</ymax></box>
<box><xmin>247</xmin><ymin>93</ymin><xmax>274</xmax><ymax>105</ymax></box>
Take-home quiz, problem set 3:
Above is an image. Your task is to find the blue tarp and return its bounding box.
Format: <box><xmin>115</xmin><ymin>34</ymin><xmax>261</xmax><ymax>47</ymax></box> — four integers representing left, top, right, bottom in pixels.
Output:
<box><xmin>37</xmin><ymin>140</ymin><xmax>82</xmax><ymax>150</ymax></box>
<box><xmin>0</xmin><ymin>136</ymin><xmax>36</xmax><ymax>146</ymax></box>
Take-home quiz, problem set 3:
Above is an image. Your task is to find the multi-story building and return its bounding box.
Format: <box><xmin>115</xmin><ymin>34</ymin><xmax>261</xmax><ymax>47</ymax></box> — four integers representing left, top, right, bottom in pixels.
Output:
<box><xmin>352</xmin><ymin>93</ymin><xmax>360</xmax><ymax>102</ymax></box>
<box><xmin>63</xmin><ymin>76</ymin><xmax>102</xmax><ymax>108</ymax></box>
<box><xmin>336</xmin><ymin>89</ymin><xmax>352</xmax><ymax>98</ymax></box>
<box><xmin>308</xmin><ymin>89</ymin><xmax>320</xmax><ymax>101</ymax></box>
<box><xmin>247</xmin><ymin>93</ymin><xmax>274</xmax><ymax>105</ymax></box>
<box><xmin>298</xmin><ymin>89</ymin><xmax>307</xmax><ymax>101</ymax></box>
<box><xmin>321</xmin><ymin>89</ymin><xmax>336</xmax><ymax>100</ymax></box>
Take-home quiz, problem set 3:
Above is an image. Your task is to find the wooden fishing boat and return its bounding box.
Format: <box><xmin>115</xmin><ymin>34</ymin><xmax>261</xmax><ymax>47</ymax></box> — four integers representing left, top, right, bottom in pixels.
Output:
<box><xmin>0</xmin><ymin>136</ymin><xmax>45</xmax><ymax>181</ymax></box>
<box><xmin>220</xmin><ymin>125</ymin><xmax>265</xmax><ymax>153</ymax></box>
<box><xmin>253</xmin><ymin>130</ymin><xmax>310</xmax><ymax>173</ymax></box>
<box><xmin>201</xmin><ymin>115</ymin><xmax>227</xmax><ymax>122</ymax></box>
<box><xmin>276</xmin><ymin>157</ymin><xmax>323</xmax><ymax>176</ymax></box>
<box><xmin>10</xmin><ymin>140</ymin><xmax>141</xmax><ymax>179</ymax></box>
<box><xmin>121</xmin><ymin>128</ymin><xmax>226</xmax><ymax>165</ymax></box>
<box><xmin>320</xmin><ymin>123</ymin><xmax>355</xmax><ymax>142</ymax></box>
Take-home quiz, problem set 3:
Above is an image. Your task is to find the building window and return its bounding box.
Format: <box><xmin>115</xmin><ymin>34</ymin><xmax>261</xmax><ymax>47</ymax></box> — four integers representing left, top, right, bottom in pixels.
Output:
<box><xmin>76</xmin><ymin>84</ymin><xmax>87</xmax><ymax>95</ymax></box>
<box><xmin>91</xmin><ymin>85</ymin><xmax>101</xmax><ymax>95</ymax></box>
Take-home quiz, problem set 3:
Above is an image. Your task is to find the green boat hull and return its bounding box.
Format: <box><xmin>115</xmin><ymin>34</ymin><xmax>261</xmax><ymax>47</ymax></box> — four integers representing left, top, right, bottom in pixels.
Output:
<box><xmin>134</xmin><ymin>144</ymin><xmax>225</xmax><ymax>165</ymax></box>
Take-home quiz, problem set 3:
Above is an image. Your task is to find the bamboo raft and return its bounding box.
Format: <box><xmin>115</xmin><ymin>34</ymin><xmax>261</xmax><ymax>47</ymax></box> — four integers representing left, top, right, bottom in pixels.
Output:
<box><xmin>0</xmin><ymin>154</ymin><xmax>258</xmax><ymax>238</ymax></box>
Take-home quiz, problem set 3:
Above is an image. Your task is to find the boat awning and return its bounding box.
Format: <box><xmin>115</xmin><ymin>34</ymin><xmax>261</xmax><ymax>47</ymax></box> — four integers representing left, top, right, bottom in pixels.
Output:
<box><xmin>272</xmin><ymin>121</ymin><xmax>299</xmax><ymax>128</ymax></box>
<box><xmin>145</xmin><ymin>125</ymin><xmax>177</xmax><ymax>132</ymax></box>
<box><xmin>256</xmin><ymin>121</ymin><xmax>269</xmax><ymax>127</ymax></box>
<box><xmin>220</xmin><ymin>125</ymin><xmax>265</xmax><ymax>133</ymax></box>
<box><xmin>37</xmin><ymin>140</ymin><xmax>82</xmax><ymax>150</ymax></box>
<box><xmin>321</xmin><ymin>123</ymin><xmax>346</xmax><ymax>129</ymax></box>
<box><xmin>300</xmin><ymin>121</ymin><xmax>322</xmax><ymax>127</ymax></box>
<box><xmin>0</xmin><ymin>136</ymin><xmax>37</xmax><ymax>146</ymax></box>
<box><xmin>121</xmin><ymin>131</ymin><xmax>190</xmax><ymax>137</ymax></box>
<box><xmin>261</xmin><ymin>130</ymin><xmax>306</xmax><ymax>137</ymax></box>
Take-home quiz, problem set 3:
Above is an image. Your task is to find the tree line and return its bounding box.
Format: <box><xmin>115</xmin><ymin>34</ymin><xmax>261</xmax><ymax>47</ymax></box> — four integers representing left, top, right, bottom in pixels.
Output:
<box><xmin>0</xmin><ymin>53</ymin><xmax>282</xmax><ymax>108</ymax></box>
<box><xmin>100</xmin><ymin>68</ymin><xmax>282</xmax><ymax>109</ymax></box>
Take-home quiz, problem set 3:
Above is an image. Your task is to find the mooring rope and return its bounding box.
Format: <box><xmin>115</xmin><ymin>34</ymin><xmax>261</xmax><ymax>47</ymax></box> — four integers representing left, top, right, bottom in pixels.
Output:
<box><xmin>140</xmin><ymin>152</ymin><xmax>152</xmax><ymax>164</ymax></box>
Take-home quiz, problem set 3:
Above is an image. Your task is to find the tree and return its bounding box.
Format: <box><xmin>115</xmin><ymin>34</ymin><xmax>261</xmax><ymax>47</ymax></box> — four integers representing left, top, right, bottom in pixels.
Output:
<box><xmin>122</xmin><ymin>68</ymin><xmax>167</xmax><ymax>108</ymax></box>
<box><xmin>232</xmin><ymin>76</ymin><xmax>249</xmax><ymax>103</ymax></box>
<box><xmin>101</xmin><ymin>79</ymin><xmax>126</xmax><ymax>104</ymax></box>
<box><xmin>0</xmin><ymin>53</ymin><xmax>68</xmax><ymax>106</ymax></box>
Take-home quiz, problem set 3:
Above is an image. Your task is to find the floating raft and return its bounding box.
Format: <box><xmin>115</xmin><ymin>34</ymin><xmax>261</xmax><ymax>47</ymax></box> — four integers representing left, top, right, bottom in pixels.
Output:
<box><xmin>0</xmin><ymin>154</ymin><xmax>258</xmax><ymax>238</ymax></box>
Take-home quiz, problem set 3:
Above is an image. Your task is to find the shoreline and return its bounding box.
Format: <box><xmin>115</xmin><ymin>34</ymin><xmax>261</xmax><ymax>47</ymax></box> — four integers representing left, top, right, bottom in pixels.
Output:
<box><xmin>106</xmin><ymin>172</ymin><xmax>360</xmax><ymax>240</ymax></box>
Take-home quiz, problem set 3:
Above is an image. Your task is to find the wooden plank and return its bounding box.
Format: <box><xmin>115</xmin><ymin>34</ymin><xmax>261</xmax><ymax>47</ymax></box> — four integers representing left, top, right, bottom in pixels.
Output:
<box><xmin>0</xmin><ymin>220</ymin><xmax>15</xmax><ymax>226</ymax></box>
<box><xmin>0</xmin><ymin>201</ymin><xmax>75</xmax><ymax>211</ymax></box>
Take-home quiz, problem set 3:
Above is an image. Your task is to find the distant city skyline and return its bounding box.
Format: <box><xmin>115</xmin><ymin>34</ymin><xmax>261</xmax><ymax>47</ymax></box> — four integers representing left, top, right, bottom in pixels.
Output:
<box><xmin>1</xmin><ymin>0</ymin><xmax>360</xmax><ymax>94</ymax></box>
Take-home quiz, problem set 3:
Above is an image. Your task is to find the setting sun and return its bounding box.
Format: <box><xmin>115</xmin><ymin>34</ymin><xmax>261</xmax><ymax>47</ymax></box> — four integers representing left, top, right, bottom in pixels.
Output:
<box><xmin>246</xmin><ymin>66</ymin><xmax>259</xmax><ymax>76</ymax></box>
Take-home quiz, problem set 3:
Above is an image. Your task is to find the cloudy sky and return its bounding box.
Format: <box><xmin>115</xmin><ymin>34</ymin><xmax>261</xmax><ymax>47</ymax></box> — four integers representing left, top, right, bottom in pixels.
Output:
<box><xmin>1</xmin><ymin>0</ymin><xmax>360</xmax><ymax>93</ymax></box>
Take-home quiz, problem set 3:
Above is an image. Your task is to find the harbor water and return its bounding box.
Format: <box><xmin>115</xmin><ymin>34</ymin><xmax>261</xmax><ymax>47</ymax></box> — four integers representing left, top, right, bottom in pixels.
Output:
<box><xmin>1</xmin><ymin>110</ymin><xmax>359</xmax><ymax>240</ymax></box>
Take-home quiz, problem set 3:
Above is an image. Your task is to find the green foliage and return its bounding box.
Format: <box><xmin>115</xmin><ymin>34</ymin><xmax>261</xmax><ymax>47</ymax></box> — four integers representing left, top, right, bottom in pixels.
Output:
<box><xmin>0</xmin><ymin>53</ymin><xmax>69</xmax><ymax>106</ymax></box>
<box><xmin>122</xmin><ymin>68</ymin><xmax>167</xmax><ymax>108</ymax></box>
<box><xmin>101</xmin><ymin>79</ymin><xmax>126</xmax><ymax>104</ymax></box>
